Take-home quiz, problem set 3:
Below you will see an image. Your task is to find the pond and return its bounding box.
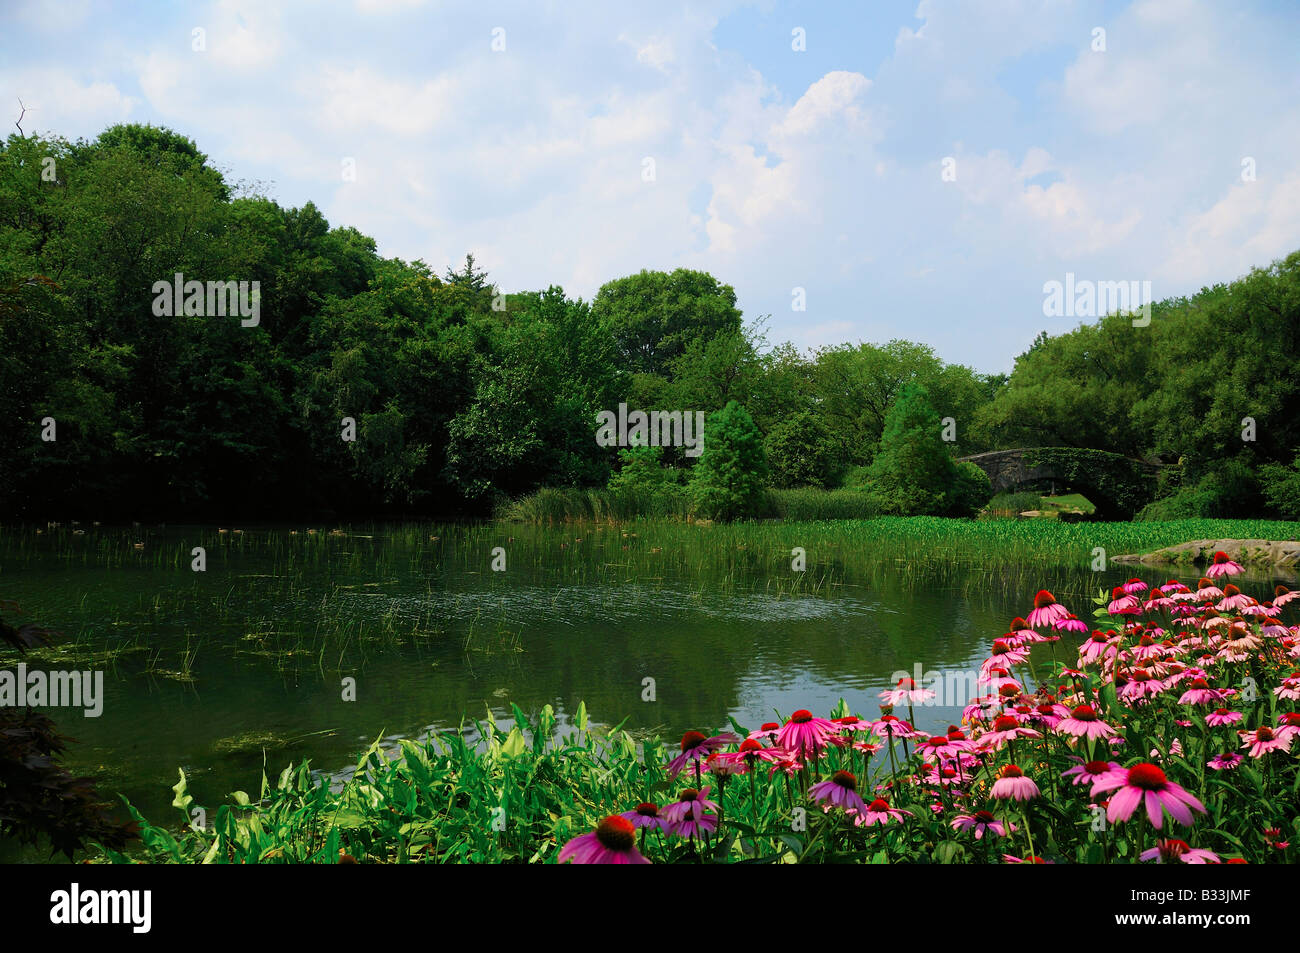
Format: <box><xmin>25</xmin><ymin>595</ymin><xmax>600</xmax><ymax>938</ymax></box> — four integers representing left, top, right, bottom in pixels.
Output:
<box><xmin>1</xmin><ymin>522</ymin><xmax>1286</xmax><ymax>860</ymax></box>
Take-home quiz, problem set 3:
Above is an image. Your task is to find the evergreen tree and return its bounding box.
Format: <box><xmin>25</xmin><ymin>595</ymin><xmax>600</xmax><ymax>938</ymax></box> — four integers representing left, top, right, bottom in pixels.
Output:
<box><xmin>688</xmin><ymin>401</ymin><xmax>768</xmax><ymax>520</ymax></box>
<box><xmin>865</xmin><ymin>384</ymin><xmax>960</xmax><ymax>515</ymax></box>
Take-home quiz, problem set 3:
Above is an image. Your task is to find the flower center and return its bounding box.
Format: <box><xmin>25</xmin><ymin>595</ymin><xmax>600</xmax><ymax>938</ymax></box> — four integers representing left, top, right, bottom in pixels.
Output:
<box><xmin>760</xmin><ymin>722</ymin><xmax>780</xmax><ymax>732</ymax></box>
<box><xmin>739</xmin><ymin>738</ymin><xmax>762</xmax><ymax>752</ymax></box>
<box><xmin>680</xmin><ymin>789</ymin><xmax>699</xmax><ymax>802</ymax></box>
<box><xmin>867</xmin><ymin>799</ymin><xmax>890</xmax><ymax>812</ymax></box>
<box><xmin>999</xmin><ymin>764</ymin><xmax>1024</xmax><ymax>779</ymax></box>
<box><xmin>1071</xmin><ymin>705</ymin><xmax>1097</xmax><ymax>721</ymax></box>
<box><xmin>832</xmin><ymin>770</ymin><xmax>857</xmax><ymax>790</ymax></box>
<box><xmin>1033</xmin><ymin>590</ymin><xmax>1056</xmax><ymax>609</ymax></box>
<box><xmin>1127</xmin><ymin>763</ymin><xmax>1168</xmax><ymax>790</ymax></box>
<box><xmin>974</xmin><ymin>810</ymin><xmax>996</xmax><ymax>823</ymax></box>
<box><xmin>1190</xmin><ymin>678</ymin><xmax>1210</xmax><ymax>690</ymax></box>
<box><xmin>791</xmin><ymin>710</ymin><xmax>813</xmax><ymax>724</ymax></box>
<box><xmin>1256</xmin><ymin>727</ymin><xmax>1275</xmax><ymax>742</ymax></box>
<box><xmin>993</xmin><ymin>715</ymin><xmax>1019</xmax><ymax>732</ymax></box>
<box><xmin>680</xmin><ymin>730</ymin><xmax>707</xmax><ymax>752</ymax></box>
<box><xmin>595</xmin><ymin>815</ymin><xmax>636</xmax><ymax>851</ymax></box>
<box><xmin>1084</xmin><ymin>760</ymin><xmax>1110</xmax><ymax>774</ymax></box>
<box><xmin>634</xmin><ymin>802</ymin><xmax>658</xmax><ymax>817</ymax></box>
<box><xmin>1213</xmin><ymin>551</ymin><xmax>1230</xmax><ymax>564</ymax></box>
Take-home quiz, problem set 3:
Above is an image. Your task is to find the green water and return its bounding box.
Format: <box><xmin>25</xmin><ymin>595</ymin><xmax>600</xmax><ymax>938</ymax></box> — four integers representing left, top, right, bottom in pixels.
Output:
<box><xmin>1</xmin><ymin>522</ymin><xmax>1289</xmax><ymax>861</ymax></box>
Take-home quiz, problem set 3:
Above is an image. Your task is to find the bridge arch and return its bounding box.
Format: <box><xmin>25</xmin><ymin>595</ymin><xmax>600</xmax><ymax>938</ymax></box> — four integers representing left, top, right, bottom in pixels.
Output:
<box><xmin>957</xmin><ymin>447</ymin><xmax>1162</xmax><ymax>519</ymax></box>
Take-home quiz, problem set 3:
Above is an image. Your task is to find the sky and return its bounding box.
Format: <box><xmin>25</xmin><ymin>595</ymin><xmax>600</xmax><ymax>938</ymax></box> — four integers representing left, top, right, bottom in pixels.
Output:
<box><xmin>3</xmin><ymin>0</ymin><xmax>1299</xmax><ymax>373</ymax></box>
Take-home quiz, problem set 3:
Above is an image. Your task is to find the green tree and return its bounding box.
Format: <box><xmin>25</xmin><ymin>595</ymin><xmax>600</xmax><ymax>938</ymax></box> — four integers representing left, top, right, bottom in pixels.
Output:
<box><xmin>688</xmin><ymin>401</ymin><xmax>768</xmax><ymax>520</ymax></box>
<box><xmin>865</xmin><ymin>384</ymin><xmax>962</xmax><ymax>516</ymax></box>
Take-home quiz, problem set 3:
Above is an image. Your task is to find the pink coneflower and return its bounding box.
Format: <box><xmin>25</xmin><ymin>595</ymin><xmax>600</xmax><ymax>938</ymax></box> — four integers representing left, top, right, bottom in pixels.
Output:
<box><xmin>915</xmin><ymin>734</ymin><xmax>964</xmax><ymax>762</ymax></box>
<box><xmin>809</xmin><ymin>770</ymin><xmax>868</xmax><ymax>815</ymax></box>
<box><xmin>1027</xmin><ymin>590</ymin><xmax>1070</xmax><ymax>628</ymax></box>
<box><xmin>748</xmin><ymin>722</ymin><xmax>782</xmax><ymax>743</ymax></box>
<box><xmin>1194</xmin><ymin>578</ymin><xmax>1224</xmax><ymax>601</ymax></box>
<box><xmin>980</xmin><ymin>640</ymin><xmax>1029</xmax><ymax>677</ymax></box>
<box><xmin>558</xmin><ymin>815</ymin><xmax>651</xmax><ymax>864</ymax></box>
<box><xmin>1091</xmin><ymin>763</ymin><xmax>1206</xmax><ymax>828</ymax></box>
<box><xmin>1239</xmin><ymin>725</ymin><xmax>1292</xmax><ymax>758</ymax></box>
<box><xmin>621</xmin><ymin>802</ymin><xmax>668</xmax><ymax>831</ymax></box>
<box><xmin>1107</xmin><ymin>587</ymin><xmax>1141</xmax><ymax>616</ymax></box>
<box><xmin>978</xmin><ymin>715</ymin><xmax>1042</xmax><ymax>751</ymax></box>
<box><xmin>1205</xmin><ymin>707</ymin><xmax>1243</xmax><ymax>727</ymax></box>
<box><xmin>1121</xmin><ymin>578</ymin><xmax>1149</xmax><ymax>594</ymax></box>
<box><xmin>853</xmin><ymin>797</ymin><xmax>913</xmax><ymax>827</ymax></box>
<box><xmin>871</xmin><ymin>714</ymin><xmax>922</xmax><ymax>740</ymax></box>
<box><xmin>1054</xmin><ymin>614</ymin><xmax>1089</xmax><ymax>634</ymax></box>
<box><xmin>660</xmin><ymin>787</ymin><xmax>720</xmax><ymax>838</ymax></box>
<box><xmin>1003</xmin><ymin>854</ymin><xmax>1052</xmax><ymax>864</ymax></box>
<box><xmin>705</xmin><ymin>751</ymin><xmax>747</xmax><ymax>777</ymax></box>
<box><xmin>1118</xmin><ymin>668</ymin><xmax>1166</xmax><ymax>704</ymax></box>
<box><xmin>1139</xmin><ymin>839</ymin><xmax>1220</xmax><ymax>864</ymax></box>
<box><xmin>732</xmin><ymin>737</ymin><xmax>787</xmax><ymax>765</ymax></box>
<box><xmin>990</xmin><ymin>764</ymin><xmax>1039</xmax><ymax>801</ymax></box>
<box><xmin>1276</xmin><ymin>712</ymin><xmax>1300</xmax><ymax>743</ymax></box>
<box><xmin>1207</xmin><ymin>752</ymin><xmax>1243</xmax><ymax>771</ymax></box>
<box><xmin>952</xmin><ymin>810</ymin><xmax>1014</xmax><ymax>839</ymax></box>
<box><xmin>1274</xmin><ymin>675</ymin><xmax>1300</xmax><ymax>702</ymax></box>
<box><xmin>1078</xmin><ymin>630</ymin><xmax>1119</xmax><ymax>666</ymax></box>
<box><xmin>1215</xmin><ymin>584</ymin><xmax>1255</xmax><ymax>612</ymax></box>
<box><xmin>1206</xmin><ymin>550</ymin><xmax>1244</xmax><ymax>578</ymax></box>
<box><xmin>1178</xmin><ymin>677</ymin><xmax>1231</xmax><ymax>706</ymax></box>
<box><xmin>1056</xmin><ymin>704</ymin><xmax>1118</xmax><ymax>741</ymax></box>
<box><xmin>666</xmin><ymin>730</ymin><xmax>739</xmax><ymax>778</ymax></box>
<box><xmin>879</xmin><ymin>677</ymin><xmax>936</xmax><ymax>706</ymax></box>
<box><xmin>1273</xmin><ymin>585</ymin><xmax>1300</xmax><ymax>608</ymax></box>
<box><xmin>777</xmin><ymin>709</ymin><xmax>836</xmax><ymax>758</ymax></box>
<box><xmin>1061</xmin><ymin>758</ymin><xmax>1126</xmax><ymax>793</ymax></box>
<box><xmin>1160</xmin><ymin>580</ymin><xmax>1191</xmax><ymax>595</ymax></box>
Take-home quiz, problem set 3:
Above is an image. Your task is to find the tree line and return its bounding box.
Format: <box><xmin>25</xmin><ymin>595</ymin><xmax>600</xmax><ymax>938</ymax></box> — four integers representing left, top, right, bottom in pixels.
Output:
<box><xmin>2</xmin><ymin>124</ymin><xmax>1298</xmax><ymax>521</ymax></box>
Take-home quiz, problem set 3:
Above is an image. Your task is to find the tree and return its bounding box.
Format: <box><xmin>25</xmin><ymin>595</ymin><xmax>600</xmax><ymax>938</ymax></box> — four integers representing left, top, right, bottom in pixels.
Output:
<box><xmin>865</xmin><ymin>384</ymin><xmax>962</xmax><ymax>516</ymax></box>
<box><xmin>592</xmin><ymin>268</ymin><xmax>742</xmax><ymax>377</ymax></box>
<box><xmin>688</xmin><ymin>401</ymin><xmax>768</xmax><ymax>520</ymax></box>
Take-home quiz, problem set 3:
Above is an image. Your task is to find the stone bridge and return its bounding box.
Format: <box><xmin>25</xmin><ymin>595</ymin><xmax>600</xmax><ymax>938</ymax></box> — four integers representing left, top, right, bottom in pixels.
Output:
<box><xmin>956</xmin><ymin>447</ymin><xmax>1165</xmax><ymax>519</ymax></box>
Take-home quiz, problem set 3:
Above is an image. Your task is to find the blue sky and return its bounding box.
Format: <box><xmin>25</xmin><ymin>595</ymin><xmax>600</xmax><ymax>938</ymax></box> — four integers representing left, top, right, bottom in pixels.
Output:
<box><xmin>3</xmin><ymin>0</ymin><xmax>1299</xmax><ymax>372</ymax></box>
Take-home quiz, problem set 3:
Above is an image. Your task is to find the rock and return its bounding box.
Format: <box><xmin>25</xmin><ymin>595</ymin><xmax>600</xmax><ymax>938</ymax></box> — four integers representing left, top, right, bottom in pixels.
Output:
<box><xmin>1112</xmin><ymin>538</ymin><xmax>1300</xmax><ymax>567</ymax></box>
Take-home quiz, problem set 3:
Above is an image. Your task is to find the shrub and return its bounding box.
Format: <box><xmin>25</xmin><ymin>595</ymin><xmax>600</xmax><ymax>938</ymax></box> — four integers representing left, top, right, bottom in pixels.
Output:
<box><xmin>1260</xmin><ymin>452</ymin><xmax>1300</xmax><ymax>519</ymax></box>
<box><xmin>764</xmin><ymin>412</ymin><xmax>842</xmax><ymax>489</ymax></box>
<box><xmin>948</xmin><ymin>461</ymin><xmax>993</xmax><ymax>517</ymax></box>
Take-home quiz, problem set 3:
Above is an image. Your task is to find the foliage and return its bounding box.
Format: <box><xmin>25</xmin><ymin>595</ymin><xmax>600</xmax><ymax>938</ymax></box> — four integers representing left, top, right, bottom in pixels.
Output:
<box><xmin>764</xmin><ymin>411</ymin><xmax>842</xmax><ymax>489</ymax></box>
<box><xmin>688</xmin><ymin>402</ymin><xmax>768</xmax><ymax>521</ymax></box>
<box><xmin>1261</xmin><ymin>452</ymin><xmax>1300</xmax><ymax>519</ymax></box>
<box><xmin>949</xmin><ymin>460</ymin><xmax>994</xmax><ymax>518</ymax></box>
<box><xmin>0</xmin><ymin>601</ymin><xmax>137</xmax><ymax>858</ymax></box>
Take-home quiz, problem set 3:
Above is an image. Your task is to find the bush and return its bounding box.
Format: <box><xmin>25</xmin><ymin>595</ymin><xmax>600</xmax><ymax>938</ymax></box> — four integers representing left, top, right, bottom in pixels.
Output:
<box><xmin>1260</xmin><ymin>452</ymin><xmax>1300</xmax><ymax>519</ymax></box>
<box><xmin>948</xmin><ymin>461</ymin><xmax>993</xmax><ymax>517</ymax></box>
<box><xmin>1137</xmin><ymin>458</ymin><xmax>1262</xmax><ymax>520</ymax></box>
<box><xmin>606</xmin><ymin>445</ymin><xmax>680</xmax><ymax>493</ymax></box>
<box><xmin>764</xmin><ymin>412</ymin><xmax>843</xmax><ymax>489</ymax></box>
<box><xmin>688</xmin><ymin>401</ymin><xmax>768</xmax><ymax>521</ymax></box>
